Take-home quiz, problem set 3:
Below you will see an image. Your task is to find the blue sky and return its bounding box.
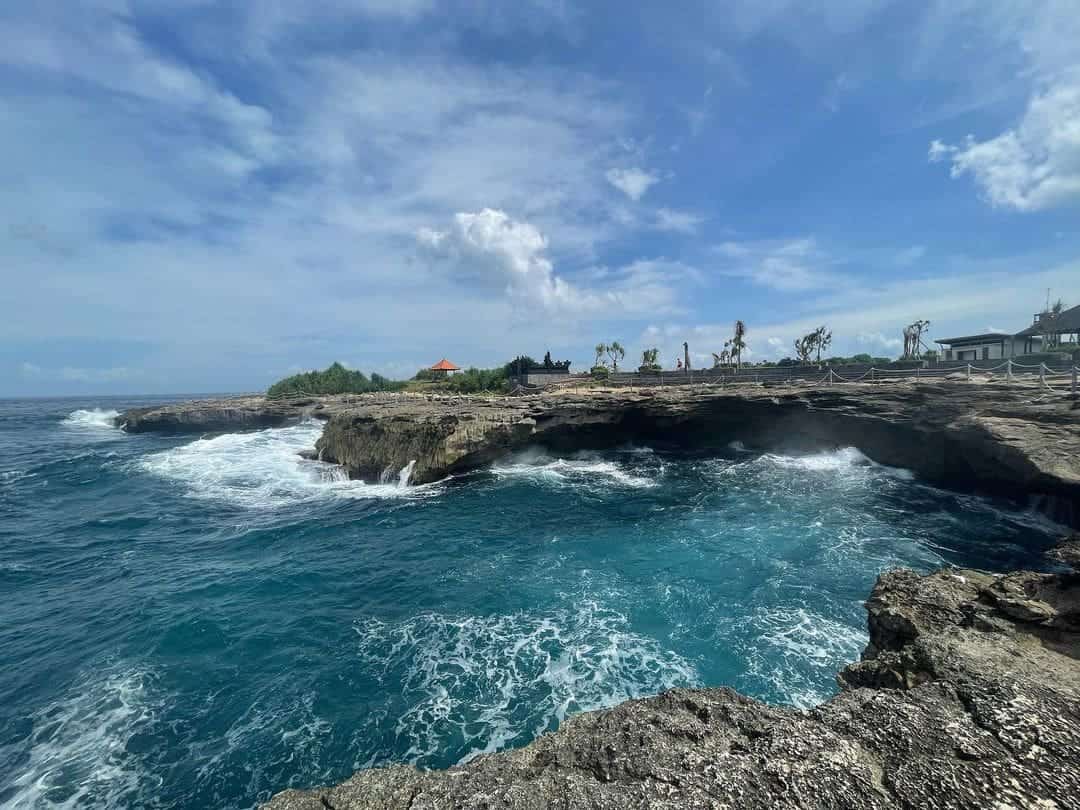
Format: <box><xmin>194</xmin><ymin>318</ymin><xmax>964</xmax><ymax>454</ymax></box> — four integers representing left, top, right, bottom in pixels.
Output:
<box><xmin>2</xmin><ymin>0</ymin><xmax>1078</xmax><ymax>396</ymax></box>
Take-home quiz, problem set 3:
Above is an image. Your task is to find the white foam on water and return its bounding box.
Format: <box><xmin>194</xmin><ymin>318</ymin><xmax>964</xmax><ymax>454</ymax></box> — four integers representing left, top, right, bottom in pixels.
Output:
<box><xmin>353</xmin><ymin>601</ymin><xmax>697</xmax><ymax>765</ymax></box>
<box><xmin>62</xmin><ymin>409</ymin><xmax>122</xmax><ymax>432</ymax></box>
<box><xmin>138</xmin><ymin>422</ymin><xmax>437</xmax><ymax>508</ymax></box>
<box><xmin>493</xmin><ymin>449</ymin><xmax>656</xmax><ymax>490</ymax></box>
<box><xmin>6</xmin><ymin>667</ymin><xmax>161</xmax><ymax>809</ymax></box>
<box><xmin>743</xmin><ymin>606</ymin><xmax>867</xmax><ymax>709</ymax></box>
<box><xmin>722</xmin><ymin>446</ymin><xmax>916</xmax><ymax>481</ymax></box>
<box><xmin>762</xmin><ymin>446</ymin><xmax>872</xmax><ymax>471</ymax></box>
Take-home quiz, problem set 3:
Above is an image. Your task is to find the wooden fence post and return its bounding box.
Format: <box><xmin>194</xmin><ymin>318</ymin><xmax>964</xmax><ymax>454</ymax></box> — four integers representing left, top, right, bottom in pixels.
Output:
<box><xmin>1040</xmin><ymin>363</ymin><xmax>1046</xmax><ymax>387</ymax></box>
<box><xmin>966</xmin><ymin>364</ymin><xmax>971</xmax><ymax>381</ymax></box>
<box><xmin>1007</xmin><ymin>359</ymin><xmax>1013</xmax><ymax>385</ymax></box>
<box><xmin>1073</xmin><ymin>365</ymin><xmax>1078</xmax><ymax>395</ymax></box>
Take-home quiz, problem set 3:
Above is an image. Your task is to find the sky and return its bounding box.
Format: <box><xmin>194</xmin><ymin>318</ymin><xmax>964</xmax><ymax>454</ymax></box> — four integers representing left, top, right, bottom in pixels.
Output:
<box><xmin>1</xmin><ymin>0</ymin><xmax>1078</xmax><ymax>396</ymax></box>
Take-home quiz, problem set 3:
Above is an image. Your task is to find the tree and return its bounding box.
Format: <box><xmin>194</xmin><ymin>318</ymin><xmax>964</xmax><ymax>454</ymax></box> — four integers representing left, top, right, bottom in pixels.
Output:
<box><xmin>543</xmin><ymin>351</ymin><xmax>554</xmax><ymax>369</ymax></box>
<box><xmin>793</xmin><ymin>335</ymin><xmax>813</xmax><ymax>364</ymax></box>
<box><xmin>730</xmin><ymin>320</ymin><xmax>747</xmax><ymax>370</ymax></box>
<box><xmin>813</xmin><ymin>326</ymin><xmax>832</xmax><ymax>362</ymax></box>
<box><xmin>595</xmin><ymin>343</ymin><xmax>608</xmax><ymax>368</ymax></box>
<box><xmin>640</xmin><ymin>348</ymin><xmax>661</xmax><ymax>371</ymax></box>
<box><xmin>606</xmin><ymin>341</ymin><xmax>626</xmax><ymax>372</ymax></box>
<box><xmin>903</xmin><ymin>319</ymin><xmax>931</xmax><ymax>359</ymax></box>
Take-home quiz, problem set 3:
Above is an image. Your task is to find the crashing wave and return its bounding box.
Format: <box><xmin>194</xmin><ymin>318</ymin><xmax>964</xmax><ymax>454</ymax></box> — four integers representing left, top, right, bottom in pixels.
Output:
<box><xmin>138</xmin><ymin>422</ymin><xmax>436</xmax><ymax>508</ymax></box>
<box><xmin>63</xmin><ymin>409</ymin><xmax>121</xmax><ymax>430</ymax></box>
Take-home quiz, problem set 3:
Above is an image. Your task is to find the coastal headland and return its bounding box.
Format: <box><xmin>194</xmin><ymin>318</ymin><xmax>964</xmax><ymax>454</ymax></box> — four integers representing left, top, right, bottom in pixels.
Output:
<box><xmin>118</xmin><ymin>381</ymin><xmax>1080</xmax><ymax>524</ymax></box>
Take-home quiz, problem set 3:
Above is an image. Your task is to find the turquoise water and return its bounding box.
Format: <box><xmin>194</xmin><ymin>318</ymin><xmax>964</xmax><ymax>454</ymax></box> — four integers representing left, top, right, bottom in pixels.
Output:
<box><xmin>0</xmin><ymin>396</ymin><xmax>1061</xmax><ymax>809</ymax></box>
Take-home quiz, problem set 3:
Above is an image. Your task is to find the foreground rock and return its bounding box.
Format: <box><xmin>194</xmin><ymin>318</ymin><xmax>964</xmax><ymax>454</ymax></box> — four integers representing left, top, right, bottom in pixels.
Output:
<box><xmin>264</xmin><ymin>556</ymin><xmax>1080</xmax><ymax>809</ymax></box>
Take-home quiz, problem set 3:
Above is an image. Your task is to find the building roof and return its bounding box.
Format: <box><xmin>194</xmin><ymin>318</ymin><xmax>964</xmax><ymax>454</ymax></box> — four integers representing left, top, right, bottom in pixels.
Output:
<box><xmin>1015</xmin><ymin>304</ymin><xmax>1080</xmax><ymax>337</ymax></box>
<box><xmin>430</xmin><ymin>358</ymin><xmax>460</xmax><ymax>371</ymax></box>
<box><xmin>934</xmin><ymin>332</ymin><xmax>1013</xmax><ymax>345</ymax></box>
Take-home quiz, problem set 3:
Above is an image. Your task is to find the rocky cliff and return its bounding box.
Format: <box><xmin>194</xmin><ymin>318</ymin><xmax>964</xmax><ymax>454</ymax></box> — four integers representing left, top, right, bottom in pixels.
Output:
<box><xmin>263</xmin><ymin>542</ymin><xmax>1080</xmax><ymax>809</ymax></box>
<box><xmin>118</xmin><ymin>382</ymin><xmax>1080</xmax><ymax>523</ymax></box>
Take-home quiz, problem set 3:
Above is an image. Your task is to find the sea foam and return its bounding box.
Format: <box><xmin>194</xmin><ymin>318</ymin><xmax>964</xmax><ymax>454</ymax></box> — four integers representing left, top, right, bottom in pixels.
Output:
<box><xmin>492</xmin><ymin>449</ymin><xmax>657</xmax><ymax>490</ymax></box>
<box><xmin>353</xmin><ymin>600</ymin><xmax>697</xmax><ymax>766</ymax></box>
<box><xmin>6</xmin><ymin>667</ymin><xmax>161</xmax><ymax>809</ymax></box>
<box><xmin>138</xmin><ymin>421</ymin><xmax>431</xmax><ymax>508</ymax></box>
<box><xmin>63</xmin><ymin>409</ymin><xmax>121</xmax><ymax>430</ymax></box>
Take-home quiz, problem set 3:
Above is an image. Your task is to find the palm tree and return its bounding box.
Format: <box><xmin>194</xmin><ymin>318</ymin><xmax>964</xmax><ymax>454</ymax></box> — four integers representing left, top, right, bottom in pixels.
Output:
<box><xmin>607</xmin><ymin>341</ymin><xmax>625</xmax><ymax>372</ymax></box>
<box><xmin>731</xmin><ymin>320</ymin><xmax>747</xmax><ymax>370</ymax></box>
<box><xmin>594</xmin><ymin>343</ymin><xmax>608</xmax><ymax>368</ymax></box>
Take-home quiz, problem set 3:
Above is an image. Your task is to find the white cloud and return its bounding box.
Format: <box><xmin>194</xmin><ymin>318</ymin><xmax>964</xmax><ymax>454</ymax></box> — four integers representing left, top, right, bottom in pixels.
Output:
<box><xmin>856</xmin><ymin>332</ymin><xmax>903</xmax><ymax>351</ymax></box>
<box><xmin>653</xmin><ymin>208</ymin><xmax>705</xmax><ymax>234</ymax></box>
<box><xmin>713</xmin><ymin>237</ymin><xmax>841</xmax><ymax>292</ymax></box>
<box><xmin>605</xmin><ymin>168</ymin><xmax>660</xmax><ymax>201</ymax></box>
<box><xmin>418</xmin><ymin>208</ymin><xmax>688</xmax><ymax>317</ymax></box>
<box><xmin>930</xmin><ymin>73</ymin><xmax>1080</xmax><ymax>211</ymax></box>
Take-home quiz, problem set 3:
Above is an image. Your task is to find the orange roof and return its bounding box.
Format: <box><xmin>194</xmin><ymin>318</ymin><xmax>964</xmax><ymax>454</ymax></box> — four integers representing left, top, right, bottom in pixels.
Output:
<box><xmin>430</xmin><ymin>358</ymin><xmax>460</xmax><ymax>371</ymax></box>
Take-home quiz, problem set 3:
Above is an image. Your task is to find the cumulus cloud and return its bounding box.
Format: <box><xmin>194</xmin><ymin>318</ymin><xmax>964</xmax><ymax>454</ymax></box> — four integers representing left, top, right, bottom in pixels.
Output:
<box><xmin>418</xmin><ymin>208</ymin><xmax>688</xmax><ymax>316</ymax></box>
<box><xmin>929</xmin><ymin>74</ymin><xmax>1080</xmax><ymax>211</ymax></box>
<box><xmin>605</xmin><ymin>168</ymin><xmax>660</xmax><ymax>201</ymax></box>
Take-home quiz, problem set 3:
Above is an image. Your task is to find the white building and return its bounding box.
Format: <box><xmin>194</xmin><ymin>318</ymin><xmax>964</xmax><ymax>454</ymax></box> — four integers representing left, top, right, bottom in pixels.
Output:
<box><xmin>934</xmin><ymin>332</ymin><xmax>1041</xmax><ymax>361</ymax></box>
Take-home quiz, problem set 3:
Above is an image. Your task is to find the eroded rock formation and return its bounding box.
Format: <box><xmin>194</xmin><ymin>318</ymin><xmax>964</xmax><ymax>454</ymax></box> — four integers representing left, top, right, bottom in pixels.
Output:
<box><xmin>263</xmin><ymin>550</ymin><xmax>1080</xmax><ymax>809</ymax></box>
<box><xmin>118</xmin><ymin>382</ymin><xmax>1080</xmax><ymax>522</ymax></box>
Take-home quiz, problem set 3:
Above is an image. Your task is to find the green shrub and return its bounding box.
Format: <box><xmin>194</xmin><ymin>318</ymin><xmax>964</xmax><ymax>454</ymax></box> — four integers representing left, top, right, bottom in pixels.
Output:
<box><xmin>267</xmin><ymin>362</ymin><xmax>405</xmax><ymax>398</ymax></box>
<box><xmin>590</xmin><ymin>365</ymin><xmax>610</xmax><ymax>379</ymax></box>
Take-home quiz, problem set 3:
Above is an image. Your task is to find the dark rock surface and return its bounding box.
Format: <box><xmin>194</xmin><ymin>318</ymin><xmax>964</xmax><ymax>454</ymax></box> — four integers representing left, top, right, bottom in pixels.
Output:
<box><xmin>263</xmin><ymin>557</ymin><xmax>1080</xmax><ymax>809</ymax></box>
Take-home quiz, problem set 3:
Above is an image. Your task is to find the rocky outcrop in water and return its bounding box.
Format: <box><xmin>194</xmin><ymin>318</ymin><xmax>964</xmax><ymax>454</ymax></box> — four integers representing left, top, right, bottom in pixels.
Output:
<box><xmin>263</xmin><ymin>546</ymin><xmax>1080</xmax><ymax>809</ymax></box>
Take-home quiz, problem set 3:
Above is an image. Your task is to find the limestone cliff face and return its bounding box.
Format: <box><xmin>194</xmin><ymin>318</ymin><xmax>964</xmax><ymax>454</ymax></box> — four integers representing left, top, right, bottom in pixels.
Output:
<box><xmin>118</xmin><ymin>383</ymin><xmax>1080</xmax><ymax>521</ymax></box>
<box><xmin>262</xmin><ymin>556</ymin><xmax>1080</xmax><ymax>809</ymax></box>
<box><xmin>308</xmin><ymin>385</ymin><xmax>1080</xmax><ymax>522</ymax></box>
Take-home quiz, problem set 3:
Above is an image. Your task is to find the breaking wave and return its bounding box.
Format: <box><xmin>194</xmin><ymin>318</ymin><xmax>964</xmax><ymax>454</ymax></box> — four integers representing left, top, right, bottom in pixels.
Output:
<box><xmin>354</xmin><ymin>600</ymin><xmax>698</xmax><ymax>766</ymax></box>
<box><xmin>138</xmin><ymin>421</ymin><xmax>432</xmax><ymax>508</ymax></box>
<box><xmin>492</xmin><ymin>449</ymin><xmax>657</xmax><ymax>490</ymax></box>
<box><xmin>62</xmin><ymin>409</ymin><xmax>121</xmax><ymax>431</ymax></box>
<box><xmin>5</xmin><ymin>667</ymin><xmax>162</xmax><ymax>809</ymax></box>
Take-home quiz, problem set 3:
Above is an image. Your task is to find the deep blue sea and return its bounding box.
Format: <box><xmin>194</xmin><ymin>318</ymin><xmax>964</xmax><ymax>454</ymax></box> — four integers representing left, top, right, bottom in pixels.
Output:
<box><xmin>0</xmin><ymin>396</ymin><xmax>1063</xmax><ymax>809</ymax></box>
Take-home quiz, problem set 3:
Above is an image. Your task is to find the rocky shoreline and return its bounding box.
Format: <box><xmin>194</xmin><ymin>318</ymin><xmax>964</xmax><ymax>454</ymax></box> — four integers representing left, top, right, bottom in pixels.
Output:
<box><xmin>118</xmin><ymin>382</ymin><xmax>1080</xmax><ymax>524</ymax></box>
<box><xmin>262</xmin><ymin>539</ymin><xmax>1080</xmax><ymax>809</ymax></box>
<box><xmin>116</xmin><ymin>382</ymin><xmax>1080</xmax><ymax>808</ymax></box>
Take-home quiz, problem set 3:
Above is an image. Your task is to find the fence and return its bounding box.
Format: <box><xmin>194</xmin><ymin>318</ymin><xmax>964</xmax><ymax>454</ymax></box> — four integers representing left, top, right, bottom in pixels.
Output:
<box><xmin>585</xmin><ymin>358</ymin><xmax>1079</xmax><ymax>396</ymax></box>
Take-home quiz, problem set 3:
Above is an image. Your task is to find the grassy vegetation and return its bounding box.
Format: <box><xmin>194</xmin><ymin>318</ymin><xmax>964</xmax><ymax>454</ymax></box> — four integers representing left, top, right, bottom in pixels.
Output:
<box><xmin>267</xmin><ymin>362</ymin><xmax>405</xmax><ymax>398</ymax></box>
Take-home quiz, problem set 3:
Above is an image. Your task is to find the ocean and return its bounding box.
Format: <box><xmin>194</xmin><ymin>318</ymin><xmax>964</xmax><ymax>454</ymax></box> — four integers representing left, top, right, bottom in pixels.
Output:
<box><xmin>0</xmin><ymin>396</ymin><xmax>1062</xmax><ymax>809</ymax></box>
